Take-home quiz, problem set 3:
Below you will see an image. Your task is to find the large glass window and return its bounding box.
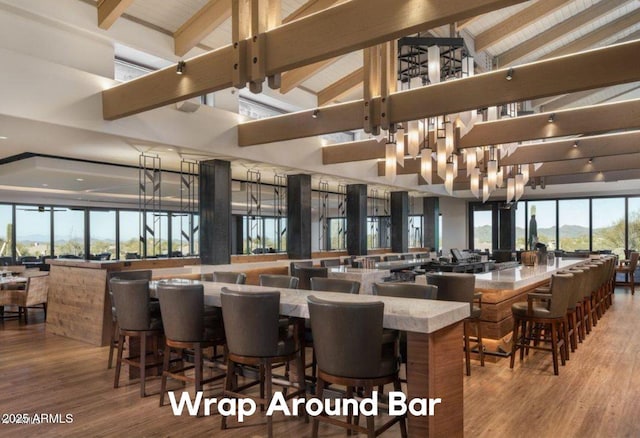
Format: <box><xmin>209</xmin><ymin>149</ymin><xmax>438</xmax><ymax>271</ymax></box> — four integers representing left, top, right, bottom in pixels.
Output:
<box><xmin>145</xmin><ymin>212</ymin><xmax>168</xmax><ymax>257</ymax></box>
<box><xmin>473</xmin><ymin>210</ymin><xmax>492</xmax><ymax>251</ymax></box>
<box><xmin>558</xmin><ymin>200</ymin><xmax>590</xmax><ymax>252</ymax></box>
<box><xmin>629</xmin><ymin>198</ymin><xmax>640</xmax><ymax>251</ymax></box>
<box><xmin>0</xmin><ymin>205</ymin><xmax>12</xmax><ymax>259</ymax></box>
<box><xmin>592</xmin><ymin>198</ymin><xmax>625</xmax><ymax>257</ymax></box>
<box><xmin>192</xmin><ymin>214</ymin><xmax>200</xmax><ymax>256</ymax></box>
<box><xmin>16</xmin><ymin>205</ymin><xmax>51</xmax><ymax>258</ymax></box>
<box><xmin>408</xmin><ymin>215</ymin><xmax>423</xmax><ymax>248</ymax></box>
<box><xmin>119</xmin><ymin>210</ymin><xmax>141</xmax><ymax>259</ymax></box>
<box><xmin>527</xmin><ymin>201</ymin><xmax>556</xmax><ymax>250</ymax></box>
<box><xmin>515</xmin><ymin>202</ymin><xmax>526</xmax><ymax>250</ymax></box>
<box><xmin>54</xmin><ymin>208</ymin><xmax>85</xmax><ymax>257</ymax></box>
<box><xmin>328</xmin><ymin>217</ymin><xmax>346</xmax><ymax>250</ymax></box>
<box><xmin>171</xmin><ymin>212</ymin><xmax>191</xmax><ymax>257</ymax></box>
<box><xmin>90</xmin><ymin>210</ymin><xmax>116</xmax><ymax>259</ymax></box>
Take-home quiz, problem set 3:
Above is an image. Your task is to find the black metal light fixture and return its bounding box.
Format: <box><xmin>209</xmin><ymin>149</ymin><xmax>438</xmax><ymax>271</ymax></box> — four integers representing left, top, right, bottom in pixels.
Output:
<box><xmin>176</xmin><ymin>60</ymin><xmax>186</xmax><ymax>75</ymax></box>
<box><xmin>548</xmin><ymin>113</ymin><xmax>555</xmax><ymax>123</ymax></box>
<box><xmin>506</xmin><ymin>67</ymin><xmax>514</xmax><ymax>81</ymax></box>
<box><xmin>312</xmin><ymin>109</ymin><xmax>319</xmax><ymax>119</ymax></box>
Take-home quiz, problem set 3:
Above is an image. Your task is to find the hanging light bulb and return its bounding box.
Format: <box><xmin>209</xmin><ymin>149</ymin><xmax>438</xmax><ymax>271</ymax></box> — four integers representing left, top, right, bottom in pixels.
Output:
<box><xmin>482</xmin><ymin>176</ymin><xmax>490</xmax><ymax>203</ymax></box>
<box><xmin>445</xmin><ymin>159</ymin><xmax>454</xmax><ymax>195</ymax></box>
<box><xmin>428</xmin><ymin>45</ymin><xmax>440</xmax><ymax>85</ymax></box>
<box><xmin>487</xmin><ymin>158</ymin><xmax>498</xmax><ymax>191</ymax></box>
<box><xmin>506</xmin><ymin>177</ymin><xmax>515</xmax><ymax>203</ymax></box>
<box><xmin>395</xmin><ymin>125</ymin><xmax>405</xmax><ymax>167</ymax></box>
<box><xmin>420</xmin><ymin>147</ymin><xmax>433</xmax><ymax>184</ymax></box>
<box><xmin>496</xmin><ymin>166</ymin><xmax>504</xmax><ymax>188</ymax></box>
<box><xmin>466</xmin><ymin>148</ymin><xmax>477</xmax><ymax>177</ymax></box>
<box><xmin>470</xmin><ymin>167</ymin><xmax>480</xmax><ymax>199</ymax></box>
<box><xmin>436</xmin><ymin>138</ymin><xmax>447</xmax><ymax>179</ymax></box>
<box><xmin>515</xmin><ymin>171</ymin><xmax>525</xmax><ymax>201</ymax></box>
<box><xmin>385</xmin><ymin>140</ymin><xmax>397</xmax><ymax>181</ymax></box>
<box><xmin>408</xmin><ymin>120</ymin><xmax>420</xmax><ymax>158</ymax></box>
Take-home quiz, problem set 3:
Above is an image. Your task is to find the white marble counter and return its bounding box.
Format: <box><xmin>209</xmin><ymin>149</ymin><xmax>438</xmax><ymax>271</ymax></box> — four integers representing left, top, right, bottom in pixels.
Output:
<box><xmin>327</xmin><ymin>266</ymin><xmax>390</xmax><ymax>295</ymax></box>
<box><xmin>200</xmin><ymin>281</ymin><xmax>469</xmax><ymax>334</ymax></box>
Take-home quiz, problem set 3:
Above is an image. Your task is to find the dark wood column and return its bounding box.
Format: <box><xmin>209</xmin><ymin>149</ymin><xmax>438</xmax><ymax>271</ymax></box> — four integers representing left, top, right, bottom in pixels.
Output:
<box><xmin>498</xmin><ymin>204</ymin><xmax>516</xmax><ymax>250</ymax></box>
<box><xmin>347</xmin><ymin>184</ymin><xmax>368</xmax><ymax>256</ymax></box>
<box><xmin>287</xmin><ymin>174</ymin><xmax>312</xmax><ymax>259</ymax></box>
<box><xmin>199</xmin><ymin>159</ymin><xmax>231</xmax><ymax>264</ymax></box>
<box><xmin>423</xmin><ymin>197</ymin><xmax>440</xmax><ymax>252</ymax></box>
<box><xmin>391</xmin><ymin>191</ymin><xmax>409</xmax><ymax>253</ymax></box>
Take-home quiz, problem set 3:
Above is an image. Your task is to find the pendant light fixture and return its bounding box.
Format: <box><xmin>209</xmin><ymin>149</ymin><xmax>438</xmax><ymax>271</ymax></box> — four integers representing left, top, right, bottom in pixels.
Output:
<box><xmin>385</xmin><ymin>134</ymin><xmax>396</xmax><ymax>181</ymax></box>
<box><xmin>395</xmin><ymin>124</ymin><xmax>405</xmax><ymax>167</ymax></box>
<box><xmin>470</xmin><ymin>166</ymin><xmax>480</xmax><ymax>199</ymax></box>
<box><xmin>421</xmin><ymin>147</ymin><xmax>433</xmax><ymax>184</ymax></box>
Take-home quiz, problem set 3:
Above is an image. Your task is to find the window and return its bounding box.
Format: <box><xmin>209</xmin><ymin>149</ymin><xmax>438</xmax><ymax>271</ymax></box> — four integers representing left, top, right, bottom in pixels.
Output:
<box><xmin>527</xmin><ymin>201</ymin><xmax>556</xmax><ymax>250</ymax></box>
<box><xmin>0</xmin><ymin>205</ymin><xmax>12</xmax><ymax>259</ymax></box>
<box><xmin>629</xmin><ymin>198</ymin><xmax>640</xmax><ymax>251</ymax></box>
<box><xmin>171</xmin><ymin>212</ymin><xmax>191</xmax><ymax>256</ymax></box>
<box><xmin>473</xmin><ymin>209</ymin><xmax>492</xmax><ymax>251</ymax></box>
<box><xmin>119</xmin><ymin>210</ymin><xmax>140</xmax><ymax>259</ymax></box>
<box><xmin>54</xmin><ymin>208</ymin><xmax>85</xmax><ymax>257</ymax></box>
<box><xmin>16</xmin><ymin>205</ymin><xmax>51</xmax><ymax>258</ymax></box>
<box><xmin>515</xmin><ymin>202</ymin><xmax>526</xmax><ymax>250</ymax></box>
<box><xmin>90</xmin><ymin>210</ymin><xmax>116</xmax><ymax>259</ymax></box>
<box><xmin>558</xmin><ymin>200</ymin><xmax>589</xmax><ymax>252</ymax></box>
<box><xmin>592</xmin><ymin>198</ymin><xmax>625</xmax><ymax>257</ymax></box>
<box><xmin>328</xmin><ymin>217</ymin><xmax>346</xmax><ymax>250</ymax></box>
<box><xmin>408</xmin><ymin>215</ymin><xmax>423</xmax><ymax>248</ymax></box>
<box><xmin>145</xmin><ymin>212</ymin><xmax>168</xmax><ymax>257</ymax></box>
<box><xmin>192</xmin><ymin>214</ymin><xmax>200</xmax><ymax>256</ymax></box>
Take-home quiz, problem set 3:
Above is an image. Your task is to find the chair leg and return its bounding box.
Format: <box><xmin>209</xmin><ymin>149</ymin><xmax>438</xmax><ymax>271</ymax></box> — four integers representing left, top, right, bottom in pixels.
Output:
<box><xmin>550</xmin><ymin>322</ymin><xmax>559</xmax><ymax>376</ymax></box>
<box><xmin>364</xmin><ymin>384</ymin><xmax>375</xmax><ymax>438</ymax></box>
<box><xmin>312</xmin><ymin>377</ymin><xmax>325</xmax><ymax>438</ymax></box>
<box><xmin>265</xmin><ymin>362</ymin><xmax>273</xmax><ymax>438</ymax></box>
<box><xmin>631</xmin><ymin>273</ymin><xmax>635</xmax><ymax>295</ymax></box>
<box><xmin>221</xmin><ymin>358</ymin><xmax>235</xmax><ymax>431</ymax></box>
<box><xmin>510</xmin><ymin>317</ymin><xmax>520</xmax><ymax>369</ymax></box>
<box><xmin>42</xmin><ymin>303</ymin><xmax>47</xmax><ymax>320</ymax></box>
<box><xmin>463</xmin><ymin>320</ymin><xmax>471</xmax><ymax>376</ymax></box>
<box><xmin>563</xmin><ymin>317</ymin><xmax>570</xmax><ymax>361</ymax></box>
<box><xmin>476</xmin><ymin>320</ymin><xmax>485</xmax><ymax>367</ymax></box>
<box><xmin>140</xmin><ymin>333</ymin><xmax>147</xmax><ymax>397</ymax></box>
<box><xmin>159</xmin><ymin>344</ymin><xmax>170</xmax><ymax>407</ymax></box>
<box><xmin>114</xmin><ymin>333</ymin><xmax>125</xmax><ymax>388</ymax></box>
<box><xmin>394</xmin><ymin>378</ymin><xmax>408</xmax><ymax>438</ymax></box>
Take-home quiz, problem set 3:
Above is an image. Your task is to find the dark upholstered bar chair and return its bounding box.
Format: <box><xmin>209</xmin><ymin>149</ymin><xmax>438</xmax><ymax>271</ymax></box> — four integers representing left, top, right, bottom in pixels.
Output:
<box><xmin>307</xmin><ymin>295</ymin><xmax>407</xmax><ymax>438</ymax></box>
<box><xmin>373</xmin><ymin>282</ymin><xmax>438</xmax><ymax>300</ymax></box>
<box><xmin>107</xmin><ymin>270</ymin><xmax>152</xmax><ymax>369</ymax></box>
<box><xmin>296</xmin><ymin>266</ymin><xmax>328</xmax><ymax>290</ymax></box>
<box><xmin>384</xmin><ymin>254</ymin><xmax>400</xmax><ymax>262</ymax></box>
<box><xmin>427</xmin><ymin>273</ymin><xmax>484</xmax><ymax>376</ymax></box>
<box><xmin>290</xmin><ymin>260</ymin><xmax>313</xmax><ymax>278</ymax></box>
<box><xmin>510</xmin><ymin>273</ymin><xmax>573</xmax><ymax>375</ymax></box>
<box><xmin>157</xmin><ymin>282</ymin><xmax>226</xmax><ymax>409</ymax></box>
<box><xmin>220</xmin><ymin>288</ymin><xmax>305</xmax><ymax>438</ymax></box>
<box><xmin>259</xmin><ymin>274</ymin><xmax>299</xmax><ymax>289</ymax></box>
<box><xmin>320</xmin><ymin>258</ymin><xmax>341</xmax><ymax>268</ymax></box>
<box><xmin>616</xmin><ymin>251</ymin><xmax>638</xmax><ymax>295</ymax></box>
<box><xmin>110</xmin><ymin>278</ymin><xmax>163</xmax><ymax>397</ymax></box>
<box><xmin>310</xmin><ymin>277</ymin><xmax>360</xmax><ymax>294</ymax></box>
<box><xmin>211</xmin><ymin>271</ymin><xmax>246</xmax><ymax>284</ymax></box>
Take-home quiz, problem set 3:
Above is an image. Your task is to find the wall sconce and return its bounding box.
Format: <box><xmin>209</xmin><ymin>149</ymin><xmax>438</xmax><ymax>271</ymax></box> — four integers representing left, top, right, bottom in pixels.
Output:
<box><xmin>505</xmin><ymin>67</ymin><xmax>514</xmax><ymax>81</ymax></box>
<box><xmin>312</xmin><ymin>109</ymin><xmax>319</xmax><ymax>119</ymax></box>
<box><xmin>176</xmin><ymin>60</ymin><xmax>186</xmax><ymax>75</ymax></box>
<box><xmin>573</xmin><ymin>141</ymin><xmax>579</xmax><ymax>148</ymax></box>
<box><xmin>547</xmin><ymin>113</ymin><xmax>555</xmax><ymax>123</ymax></box>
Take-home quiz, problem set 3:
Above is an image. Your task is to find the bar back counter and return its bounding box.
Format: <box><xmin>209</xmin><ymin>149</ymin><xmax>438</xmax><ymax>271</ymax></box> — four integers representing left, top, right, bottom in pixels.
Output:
<box><xmin>47</xmin><ymin>258</ymin><xmax>200</xmax><ymax>346</ymax></box>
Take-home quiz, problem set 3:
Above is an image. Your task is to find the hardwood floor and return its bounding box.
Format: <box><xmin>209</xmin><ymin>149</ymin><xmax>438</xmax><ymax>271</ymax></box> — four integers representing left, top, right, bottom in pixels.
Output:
<box><xmin>1</xmin><ymin>288</ymin><xmax>639</xmax><ymax>437</ymax></box>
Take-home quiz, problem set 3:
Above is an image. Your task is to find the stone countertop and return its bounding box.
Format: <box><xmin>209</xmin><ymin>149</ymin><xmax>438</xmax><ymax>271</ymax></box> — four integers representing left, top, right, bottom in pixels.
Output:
<box><xmin>199</xmin><ymin>281</ymin><xmax>469</xmax><ymax>334</ymax></box>
<box><xmin>470</xmin><ymin>257</ymin><xmax>584</xmax><ymax>290</ymax></box>
<box><xmin>327</xmin><ymin>266</ymin><xmax>391</xmax><ymax>295</ymax></box>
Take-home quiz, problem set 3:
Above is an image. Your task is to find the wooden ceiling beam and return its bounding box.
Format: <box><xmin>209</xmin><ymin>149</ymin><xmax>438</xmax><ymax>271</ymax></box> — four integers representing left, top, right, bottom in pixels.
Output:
<box><xmin>282</xmin><ymin>0</ymin><xmax>343</xmax><ymax>23</ymax></box>
<box><xmin>459</xmin><ymin>98</ymin><xmax>640</xmax><ymax>149</ymax></box>
<box><xmin>103</xmin><ymin>0</ymin><xmax>527</xmax><ymax>120</ymax></box>
<box><xmin>542</xmin><ymin>169</ymin><xmax>640</xmax><ymax>185</ymax></box>
<box><xmin>317</xmin><ymin>67</ymin><xmax>363</xmax><ymax>106</ymax></box>
<box><xmin>173</xmin><ymin>0</ymin><xmax>233</xmax><ymax>57</ymax></box>
<box><xmin>542</xmin><ymin>82</ymin><xmax>640</xmax><ymax>112</ymax></box>
<box><xmin>239</xmin><ymin>40</ymin><xmax>640</xmax><ymax>145</ymax></box>
<box><xmin>322</xmin><ymin>138</ymin><xmax>383</xmax><ymax>164</ymax></box>
<box><xmin>499</xmin><ymin>130</ymin><xmax>640</xmax><ymax>165</ymax></box>
<box><xmin>541</xmin><ymin>8</ymin><xmax>640</xmax><ymax>60</ymax></box>
<box><xmin>474</xmin><ymin>0</ymin><xmax>570</xmax><ymax>52</ymax></box>
<box><xmin>496</xmin><ymin>0</ymin><xmax>633</xmax><ymax>67</ymax></box>
<box><xmin>97</xmin><ymin>0</ymin><xmax>135</xmax><ymax>30</ymax></box>
<box><xmin>533</xmin><ymin>153</ymin><xmax>640</xmax><ymax>178</ymax></box>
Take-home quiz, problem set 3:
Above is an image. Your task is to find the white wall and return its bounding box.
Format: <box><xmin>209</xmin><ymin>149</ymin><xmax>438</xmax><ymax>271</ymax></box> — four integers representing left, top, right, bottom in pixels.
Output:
<box><xmin>439</xmin><ymin>197</ymin><xmax>468</xmax><ymax>254</ymax></box>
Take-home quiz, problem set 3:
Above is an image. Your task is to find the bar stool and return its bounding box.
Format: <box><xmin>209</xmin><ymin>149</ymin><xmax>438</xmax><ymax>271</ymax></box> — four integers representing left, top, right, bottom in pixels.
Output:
<box><xmin>107</xmin><ymin>270</ymin><xmax>152</xmax><ymax>369</ymax></box>
<box><xmin>427</xmin><ymin>273</ymin><xmax>484</xmax><ymax>376</ymax></box>
<box><xmin>510</xmin><ymin>274</ymin><xmax>572</xmax><ymax>375</ymax></box>
<box><xmin>308</xmin><ymin>295</ymin><xmax>407</xmax><ymax>438</ymax></box>
<box><xmin>110</xmin><ymin>278</ymin><xmax>163</xmax><ymax>397</ymax></box>
<box><xmin>220</xmin><ymin>288</ymin><xmax>306</xmax><ymax>438</ymax></box>
<box><xmin>156</xmin><ymin>282</ymin><xmax>226</xmax><ymax>409</ymax></box>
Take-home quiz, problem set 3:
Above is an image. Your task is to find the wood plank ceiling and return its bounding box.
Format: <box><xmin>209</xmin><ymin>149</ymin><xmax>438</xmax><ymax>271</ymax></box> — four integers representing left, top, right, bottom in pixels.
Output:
<box><xmin>96</xmin><ymin>0</ymin><xmax>640</xmax><ymax>195</ymax></box>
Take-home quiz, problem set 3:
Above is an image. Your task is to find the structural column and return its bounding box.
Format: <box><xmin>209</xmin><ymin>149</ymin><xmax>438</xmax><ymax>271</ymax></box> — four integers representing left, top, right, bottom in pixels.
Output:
<box><xmin>199</xmin><ymin>159</ymin><xmax>231</xmax><ymax>265</ymax></box>
<box><xmin>287</xmin><ymin>174</ymin><xmax>312</xmax><ymax>260</ymax></box>
<box><xmin>423</xmin><ymin>197</ymin><xmax>440</xmax><ymax>252</ymax></box>
<box><xmin>347</xmin><ymin>184</ymin><xmax>368</xmax><ymax>256</ymax></box>
<box><xmin>498</xmin><ymin>204</ymin><xmax>516</xmax><ymax>251</ymax></box>
<box><xmin>391</xmin><ymin>191</ymin><xmax>409</xmax><ymax>253</ymax></box>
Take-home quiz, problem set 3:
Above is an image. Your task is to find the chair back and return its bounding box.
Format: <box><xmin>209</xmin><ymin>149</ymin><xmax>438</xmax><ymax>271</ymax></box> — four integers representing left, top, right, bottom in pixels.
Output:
<box><xmin>212</xmin><ymin>271</ymin><xmax>246</xmax><ymax>284</ymax></box>
<box><xmin>296</xmin><ymin>266</ymin><xmax>328</xmax><ymax>290</ymax></box>
<box><xmin>565</xmin><ymin>269</ymin><xmax>585</xmax><ymax>310</ymax></box>
<box><xmin>25</xmin><ymin>274</ymin><xmax>49</xmax><ymax>306</ymax></box>
<box><xmin>108</xmin><ymin>270</ymin><xmax>152</xmax><ymax>322</ymax></box>
<box><xmin>548</xmin><ymin>274</ymin><xmax>573</xmax><ymax>318</ymax></box>
<box><xmin>629</xmin><ymin>252</ymin><xmax>639</xmax><ymax>270</ymax></box>
<box><xmin>384</xmin><ymin>255</ymin><xmax>399</xmax><ymax>262</ymax></box>
<box><xmin>427</xmin><ymin>273</ymin><xmax>475</xmax><ymax>312</ymax></box>
<box><xmin>373</xmin><ymin>282</ymin><xmax>437</xmax><ymax>300</ymax></box>
<box><xmin>290</xmin><ymin>261</ymin><xmax>313</xmax><ymax>277</ymax></box>
<box><xmin>320</xmin><ymin>258</ymin><xmax>341</xmax><ymax>268</ymax></box>
<box><xmin>310</xmin><ymin>277</ymin><xmax>360</xmax><ymax>294</ymax></box>
<box><xmin>221</xmin><ymin>288</ymin><xmax>281</xmax><ymax>357</ymax></box>
<box><xmin>308</xmin><ymin>295</ymin><xmax>385</xmax><ymax>379</ymax></box>
<box><xmin>259</xmin><ymin>274</ymin><xmax>299</xmax><ymax>289</ymax></box>
<box><xmin>110</xmin><ymin>278</ymin><xmax>152</xmax><ymax>331</ymax></box>
<box><xmin>157</xmin><ymin>283</ymin><xmax>205</xmax><ymax>342</ymax></box>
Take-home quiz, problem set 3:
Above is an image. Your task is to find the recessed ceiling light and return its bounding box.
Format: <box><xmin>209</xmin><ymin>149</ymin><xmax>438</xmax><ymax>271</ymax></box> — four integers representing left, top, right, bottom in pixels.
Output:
<box><xmin>167</xmin><ymin>148</ymin><xmax>174</xmax><ymax>151</ymax></box>
<box><xmin>42</xmin><ymin>183</ymin><xmax>48</xmax><ymax>187</ymax></box>
<box><xmin>76</xmin><ymin>178</ymin><xmax>84</xmax><ymax>182</ymax></box>
<box><xmin>0</xmin><ymin>136</ymin><xmax>7</xmax><ymax>140</ymax></box>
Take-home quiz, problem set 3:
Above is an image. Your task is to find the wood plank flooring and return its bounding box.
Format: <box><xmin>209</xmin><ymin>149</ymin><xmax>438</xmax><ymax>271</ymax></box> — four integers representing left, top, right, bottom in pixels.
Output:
<box><xmin>1</xmin><ymin>288</ymin><xmax>639</xmax><ymax>437</ymax></box>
